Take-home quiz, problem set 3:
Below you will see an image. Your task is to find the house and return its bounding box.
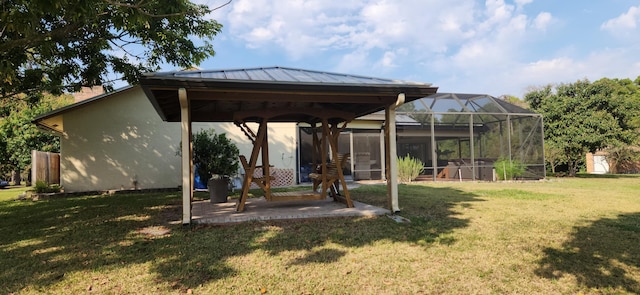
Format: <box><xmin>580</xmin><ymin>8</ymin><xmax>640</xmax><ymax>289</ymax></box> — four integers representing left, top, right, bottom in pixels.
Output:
<box><xmin>35</xmin><ymin>67</ymin><xmax>546</xmax><ymax>195</ymax></box>
<box><xmin>34</xmin><ymin>67</ymin><xmax>438</xmax><ymax>193</ymax></box>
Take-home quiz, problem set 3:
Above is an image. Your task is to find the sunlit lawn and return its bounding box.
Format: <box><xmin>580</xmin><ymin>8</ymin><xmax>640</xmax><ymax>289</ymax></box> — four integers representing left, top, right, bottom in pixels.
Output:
<box><xmin>0</xmin><ymin>185</ymin><xmax>31</xmax><ymax>202</ymax></box>
<box><xmin>1</xmin><ymin>175</ymin><xmax>639</xmax><ymax>294</ymax></box>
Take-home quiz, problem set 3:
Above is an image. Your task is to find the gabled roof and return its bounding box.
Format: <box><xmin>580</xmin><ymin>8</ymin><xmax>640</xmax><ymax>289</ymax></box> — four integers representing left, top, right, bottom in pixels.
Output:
<box><xmin>140</xmin><ymin>66</ymin><xmax>438</xmax><ymax>123</ymax></box>
<box><xmin>33</xmin><ymin>86</ymin><xmax>136</xmax><ymax>133</ymax></box>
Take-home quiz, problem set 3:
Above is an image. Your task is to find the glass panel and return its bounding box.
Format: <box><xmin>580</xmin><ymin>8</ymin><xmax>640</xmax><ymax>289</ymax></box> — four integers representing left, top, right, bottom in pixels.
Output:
<box><xmin>430</xmin><ymin>96</ymin><xmax>465</xmax><ymax>113</ymax></box>
<box><xmin>337</xmin><ymin>132</ymin><xmax>352</xmax><ymax>179</ymax></box>
<box><xmin>421</xmin><ymin>97</ymin><xmax>436</xmax><ymax>110</ymax></box>
<box><xmin>466</xmin><ymin>96</ymin><xmax>503</xmax><ymax>113</ymax></box>
<box><xmin>298</xmin><ymin>127</ymin><xmax>314</xmax><ymax>183</ymax></box>
<box><xmin>510</xmin><ymin>116</ymin><xmax>543</xmax><ymax>163</ymax></box>
<box><xmin>397</xmin><ymin>133</ymin><xmax>430</xmax><ymax>176</ymax></box>
<box><xmin>352</xmin><ymin>131</ymin><xmax>382</xmax><ymax>180</ymax></box>
<box><xmin>436</xmin><ymin>113</ymin><xmax>469</xmax><ymax>128</ymax></box>
<box><xmin>397</xmin><ymin>100</ymin><xmax>429</xmax><ymax>112</ymax></box>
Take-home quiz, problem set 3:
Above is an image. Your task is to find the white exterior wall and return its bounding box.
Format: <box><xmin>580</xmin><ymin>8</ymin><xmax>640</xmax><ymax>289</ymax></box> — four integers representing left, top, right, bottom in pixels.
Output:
<box><xmin>193</xmin><ymin>122</ymin><xmax>297</xmax><ymax>171</ymax></box>
<box><xmin>60</xmin><ymin>87</ymin><xmax>298</xmax><ymax>192</ymax></box>
<box><xmin>61</xmin><ymin>87</ymin><xmax>182</xmax><ymax>192</ymax></box>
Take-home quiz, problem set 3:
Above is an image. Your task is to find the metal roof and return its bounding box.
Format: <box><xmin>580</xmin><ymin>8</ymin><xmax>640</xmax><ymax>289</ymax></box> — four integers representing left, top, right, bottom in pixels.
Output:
<box><xmin>140</xmin><ymin>66</ymin><xmax>438</xmax><ymax>124</ymax></box>
<box><xmin>147</xmin><ymin>66</ymin><xmax>428</xmax><ymax>86</ymax></box>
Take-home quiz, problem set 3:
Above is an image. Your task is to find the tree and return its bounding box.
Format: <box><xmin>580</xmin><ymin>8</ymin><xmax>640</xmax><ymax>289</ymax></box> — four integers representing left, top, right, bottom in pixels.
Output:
<box><xmin>498</xmin><ymin>94</ymin><xmax>529</xmax><ymax>109</ymax></box>
<box><xmin>0</xmin><ymin>93</ymin><xmax>72</xmax><ymax>183</ymax></box>
<box><xmin>0</xmin><ymin>0</ymin><xmax>224</xmax><ymax>99</ymax></box>
<box><xmin>524</xmin><ymin>78</ymin><xmax>640</xmax><ymax>176</ymax></box>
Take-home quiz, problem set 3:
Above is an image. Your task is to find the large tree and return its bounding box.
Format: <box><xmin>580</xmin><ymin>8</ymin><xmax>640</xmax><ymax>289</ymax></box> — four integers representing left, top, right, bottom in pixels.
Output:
<box><xmin>0</xmin><ymin>0</ymin><xmax>224</xmax><ymax>98</ymax></box>
<box><xmin>525</xmin><ymin>78</ymin><xmax>640</xmax><ymax>176</ymax></box>
<box><xmin>0</xmin><ymin>93</ymin><xmax>72</xmax><ymax>183</ymax></box>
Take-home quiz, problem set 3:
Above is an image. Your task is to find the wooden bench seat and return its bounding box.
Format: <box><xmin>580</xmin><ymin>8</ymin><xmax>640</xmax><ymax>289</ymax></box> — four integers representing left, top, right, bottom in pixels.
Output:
<box><xmin>309</xmin><ymin>153</ymin><xmax>350</xmax><ymax>200</ymax></box>
<box><xmin>270</xmin><ymin>190</ymin><xmax>325</xmax><ymax>201</ymax></box>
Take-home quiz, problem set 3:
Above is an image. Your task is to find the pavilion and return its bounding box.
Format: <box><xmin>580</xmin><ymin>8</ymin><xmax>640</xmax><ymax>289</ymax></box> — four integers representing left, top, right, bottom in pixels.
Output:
<box><xmin>139</xmin><ymin>66</ymin><xmax>438</xmax><ymax>224</ymax></box>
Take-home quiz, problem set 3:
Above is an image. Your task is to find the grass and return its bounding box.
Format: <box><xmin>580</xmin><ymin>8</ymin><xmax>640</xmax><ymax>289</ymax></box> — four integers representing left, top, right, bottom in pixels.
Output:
<box><xmin>1</xmin><ymin>176</ymin><xmax>639</xmax><ymax>294</ymax></box>
<box><xmin>0</xmin><ymin>185</ymin><xmax>31</xmax><ymax>202</ymax></box>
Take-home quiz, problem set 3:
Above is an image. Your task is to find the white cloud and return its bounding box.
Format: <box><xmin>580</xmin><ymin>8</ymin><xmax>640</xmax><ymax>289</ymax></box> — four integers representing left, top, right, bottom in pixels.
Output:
<box><xmin>601</xmin><ymin>6</ymin><xmax>640</xmax><ymax>31</ymax></box>
<box><xmin>206</xmin><ymin>0</ymin><xmax>640</xmax><ymax>98</ymax></box>
<box><xmin>533</xmin><ymin>12</ymin><xmax>552</xmax><ymax>31</ymax></box>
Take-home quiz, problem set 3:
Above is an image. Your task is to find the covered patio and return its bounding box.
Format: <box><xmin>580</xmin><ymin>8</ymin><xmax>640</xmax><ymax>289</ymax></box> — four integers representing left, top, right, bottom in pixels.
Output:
<box><xmin>140</xmin><ymin>66</ymin><xmax>437</xmax><ymax>224</ymax></box>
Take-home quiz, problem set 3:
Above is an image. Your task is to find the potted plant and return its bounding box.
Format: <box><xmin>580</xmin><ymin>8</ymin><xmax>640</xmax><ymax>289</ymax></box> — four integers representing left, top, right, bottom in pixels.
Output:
<box><xmin>191</xmin><ymin>128</ymin><xmax>240</xmax><ymax>203</ymax></box>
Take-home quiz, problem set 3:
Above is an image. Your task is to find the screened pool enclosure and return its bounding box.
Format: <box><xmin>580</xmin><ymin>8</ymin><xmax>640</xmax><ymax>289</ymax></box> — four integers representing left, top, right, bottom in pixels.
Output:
<box><xmin>298</xmin><ymin>93</ymin><xmax>545</xmax><ymax>182</ymax></box>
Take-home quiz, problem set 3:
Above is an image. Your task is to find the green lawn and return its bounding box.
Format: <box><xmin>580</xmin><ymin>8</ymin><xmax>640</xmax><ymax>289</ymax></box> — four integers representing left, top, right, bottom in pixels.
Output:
<box><xmin>1</xmin><ymin>176</ymin><xmax>639</xmax><ymax>294</ymax></box>
<box><xmin>0</xmin><ymin>185</ymin><xmax>31</xmax><ymax>202</ymax></box>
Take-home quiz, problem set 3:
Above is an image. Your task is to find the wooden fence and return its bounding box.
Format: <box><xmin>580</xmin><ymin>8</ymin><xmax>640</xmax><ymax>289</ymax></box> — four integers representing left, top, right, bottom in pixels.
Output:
<box><xmin>31</xmin><ymin>150</ymin><xmax>60</xmax><ymax>185</ymax></box>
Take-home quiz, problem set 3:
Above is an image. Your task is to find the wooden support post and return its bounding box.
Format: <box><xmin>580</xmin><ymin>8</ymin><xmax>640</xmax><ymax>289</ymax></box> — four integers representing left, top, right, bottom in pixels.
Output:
<box><xmin>261</xmin><ymin>120</ymin><xmax>272</xmax><ymax>201</ymax></box>
<box><xmin>178</xmin><ymin>88</ymin><xmax>193</xmax><ymax>224</ymax></box>
<box><xmin>385</xmin><ymin>93</ymin><xmax>404</xmax><ymax>213</ymax></box>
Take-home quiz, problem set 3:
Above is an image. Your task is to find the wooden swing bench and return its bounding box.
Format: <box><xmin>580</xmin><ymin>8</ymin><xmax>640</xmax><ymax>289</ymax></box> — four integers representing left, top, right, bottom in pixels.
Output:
<box><xmin>234</xmin><ymin>108</ymin><xmax>355</xmax><ymax>212</ymax></box>
<box><xmin>239</xmin><ymin>155</ymin><xmax>324</xmax><ymax>202</ymax></box>
<box><xmin>308</xmin><ymin>153</ymin><xmax>350</xmax><ymax>203</ymax></box>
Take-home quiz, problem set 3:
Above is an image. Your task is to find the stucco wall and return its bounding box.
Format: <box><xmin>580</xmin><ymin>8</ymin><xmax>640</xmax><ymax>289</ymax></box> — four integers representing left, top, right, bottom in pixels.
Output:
<box><xmin>193</xmin><ymin>122</ymin><xmax>298</xmax><ymax>187</ymax></box>
<box><xmin>61</xmin><ymin>87</ymin><xmax>182</xmax><ymax>191</ymax></box>
<box><xmin>60</xmin><ymin>87</ymin><xmax>298</xmax><ymax>192</ymax></box>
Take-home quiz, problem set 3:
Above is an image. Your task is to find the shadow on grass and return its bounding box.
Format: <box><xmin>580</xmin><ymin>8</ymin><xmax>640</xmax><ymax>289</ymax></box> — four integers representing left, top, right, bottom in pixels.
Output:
<box><xmin>0</xmin><ymin>183</ymin><xmax>480</xmax><ymax>293</ymax></box>
<box><xmin>535</xmin><ymin>213</ymin><xmax>640</xmax><ymax>293</ymax></box>
<box><xmin>574</xmin><ymin>173</ymin><xmax>640</xmax><ymax>179</ymax></box>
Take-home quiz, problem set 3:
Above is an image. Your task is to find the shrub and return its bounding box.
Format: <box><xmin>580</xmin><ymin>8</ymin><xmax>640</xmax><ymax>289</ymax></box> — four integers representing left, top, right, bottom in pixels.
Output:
<box><xmin>34</xmin><ymin>180</ymin><xmax>62</xmax><ymax>193</ymax></box>
<box><xmin>494</xmin><ymin>159</ymin><xmax>525</xmax><ymax>180</ymax></box>
<box><xmin>397</xmin><ymin>155</ymin><xmax>424</xmax><ymax>183</ymax></box>
<box><xmin>192</xmin><ymin>129</ymin><xmax>240</xmax><ymax>181</ymax></box>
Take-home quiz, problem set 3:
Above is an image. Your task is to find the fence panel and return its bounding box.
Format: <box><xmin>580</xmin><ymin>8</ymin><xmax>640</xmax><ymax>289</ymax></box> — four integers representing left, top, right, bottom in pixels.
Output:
<box><xmin>31</xmin><ymin>150</ymin><xmax>60</xmax><ymax>185</ymax></box>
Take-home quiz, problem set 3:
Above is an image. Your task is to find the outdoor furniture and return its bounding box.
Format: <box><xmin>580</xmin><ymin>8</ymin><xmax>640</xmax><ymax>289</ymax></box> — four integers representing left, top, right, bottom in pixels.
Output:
<box><xmin>239</xmin><ymin>155</ymin><xmax>276</xmax><ymax>197</ymax></box>
<box><xmin>309</xmin><ymin>153</ymin><xmax>350</xmax><ymax>201</ymax></box>
<box><xmin>234</xmin><ymin>108</ymin><xmax>355</xmax><ymax>211</ymax></box>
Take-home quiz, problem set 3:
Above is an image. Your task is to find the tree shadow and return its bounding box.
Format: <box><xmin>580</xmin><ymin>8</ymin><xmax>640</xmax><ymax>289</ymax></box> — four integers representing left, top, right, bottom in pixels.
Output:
<box><xmin>535</xmin><ymin>213</ymin><xmax>640</xmax><ymax>293</ymax></box>
<box><xmin>0</xmin><ymin>184</ymin><xmax>481</xmax><ymax>293</ymax></box>
<box><xmin>574</xmin><ymin>173</ymin><xmax>640</xmax><ymax>179</ymax></box>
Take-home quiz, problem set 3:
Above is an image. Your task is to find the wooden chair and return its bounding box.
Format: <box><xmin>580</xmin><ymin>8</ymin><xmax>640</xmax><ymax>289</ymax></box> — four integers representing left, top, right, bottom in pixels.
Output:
<box><xmin>239</xmin><ymin>155</ymin><xmax>276</xmax><ymax>197</ymax></box>
<box><xmin>309</xmin><ymin>153</ymin><xmax>350</xmax><ymax>199</ymax></box>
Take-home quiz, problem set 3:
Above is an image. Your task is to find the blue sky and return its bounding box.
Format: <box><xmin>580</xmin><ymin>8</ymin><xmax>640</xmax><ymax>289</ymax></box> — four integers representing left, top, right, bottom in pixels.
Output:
<box><xmin>171</xmin><ymin>0</ymin><xmax>640</xmax><ymax>98</ymax></box>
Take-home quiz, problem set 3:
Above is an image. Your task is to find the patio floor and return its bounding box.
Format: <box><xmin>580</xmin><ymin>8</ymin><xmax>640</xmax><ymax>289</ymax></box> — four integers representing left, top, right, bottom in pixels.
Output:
<box><xmin>191</xmin><ymin>197</ymin><xmax>391</xmax><ymax>225</ymax></box>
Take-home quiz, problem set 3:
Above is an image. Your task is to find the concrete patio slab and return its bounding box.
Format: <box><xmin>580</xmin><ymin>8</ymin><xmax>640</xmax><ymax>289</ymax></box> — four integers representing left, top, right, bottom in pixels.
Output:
<box><xmin>191</xmin><ymin>197</ymin><xmax>390</xmax><ymax>224</ymax></box>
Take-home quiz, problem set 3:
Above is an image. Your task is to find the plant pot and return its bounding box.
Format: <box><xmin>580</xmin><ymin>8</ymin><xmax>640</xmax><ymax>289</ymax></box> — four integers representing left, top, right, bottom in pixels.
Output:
<box><xmin>208</xmin><ymin>177</ymin><xmax>229</xmax><ymax>203</ymax></box>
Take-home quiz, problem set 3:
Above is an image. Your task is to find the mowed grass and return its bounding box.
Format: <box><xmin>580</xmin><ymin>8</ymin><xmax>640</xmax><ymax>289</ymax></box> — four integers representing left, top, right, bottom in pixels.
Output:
<box><xmin>1</xmin><ymin>176</ymin><xmax>640</xmax><ymax>294</ymax></box>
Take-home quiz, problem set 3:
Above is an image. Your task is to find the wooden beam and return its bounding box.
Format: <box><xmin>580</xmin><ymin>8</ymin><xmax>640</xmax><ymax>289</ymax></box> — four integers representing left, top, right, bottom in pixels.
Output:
<box><xmin>233</xmin><ymin>107</ymin><xmax>356</xmax><ymax>123</ymax></box>
<box><xmin>236</xmin><ymin>121</ymin><xmax>268</xmax><ymax>212</ymax></box>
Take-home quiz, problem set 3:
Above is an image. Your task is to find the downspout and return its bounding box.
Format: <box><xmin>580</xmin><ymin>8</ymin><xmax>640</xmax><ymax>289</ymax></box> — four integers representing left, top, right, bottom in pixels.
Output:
<box><xmin>179</xmin><ymin>88</ymin><xmax>193</xmax><ymax>225</ymax></box>
<box><xmin>385</xmin><ymin>93</ymin><xmax>405</xmax><ymax>213</ymax></box>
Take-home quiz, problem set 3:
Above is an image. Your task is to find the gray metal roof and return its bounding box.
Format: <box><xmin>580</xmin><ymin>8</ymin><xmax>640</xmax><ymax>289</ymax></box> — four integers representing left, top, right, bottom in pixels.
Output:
<box><xmin>147</xmin><ymin>66</ymin><xmax>430</xmax><ymax>86</ymax></box>
<box><xmin>140</xmin><ymin>66</ymin><xmax>438</xmax><ymax>123</ymax></box>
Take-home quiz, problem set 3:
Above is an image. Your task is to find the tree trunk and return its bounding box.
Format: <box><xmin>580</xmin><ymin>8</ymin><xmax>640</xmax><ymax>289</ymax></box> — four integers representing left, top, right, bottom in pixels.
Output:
<box><xmin>11</xmin><ymin>169</ymin><xmax>21</xmax><ymax>185</ymax></box>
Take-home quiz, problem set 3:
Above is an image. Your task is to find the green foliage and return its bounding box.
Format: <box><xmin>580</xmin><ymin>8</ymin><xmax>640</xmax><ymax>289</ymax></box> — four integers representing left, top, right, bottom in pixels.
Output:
<box><xmin>0</xmin><ymin>0</ymin><xmax>222</xmax><ymax>99</ymax></box>
<box><xmin>192</xmin><ymin>129</ymin><xmax>240</xmax><ymax>180</ymax></box>
<box><xmin>397</xmin><ymin>155</ymin><xmax>424</xmax><ymax>182</ymax></box>
<box><xmin>34</xmin><ymin>180</ymin><xmax>62</xmax><ymax>193</ymax></box>
<box><xmin>543</xmin><ymin>142</ymin><xmax>566</xmax><ymax>175</ymax></box>
<box><xmin>493</xmin><ymin>158</ymin><xmax>525</xmax><ymax>180</ymax></box>
<box><xmin>0</xmin><ymin>93</ymin><xmax>72</xmax><ymax>177</ymax></box>
<box><xmin>524</xmin><ymin>77</ymin><xmax>640</xmax><ymax>176</ymax></box>
<box><xmin>606</xmin><ymin>146</ymin><xmax>640</xmax><ymax>174</ymax></box>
